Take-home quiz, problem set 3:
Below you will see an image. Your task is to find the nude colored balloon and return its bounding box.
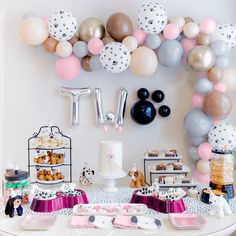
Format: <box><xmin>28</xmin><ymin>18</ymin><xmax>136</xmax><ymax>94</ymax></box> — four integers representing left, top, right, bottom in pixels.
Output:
<box><xmin>203</xmin><ymin>91</ymin><xmax>232</xmax><ymax>119</ymax></box>
<box><xmin>222</xmin><ymin>67</ymin><xmax>236</xmax><ymax>91</ymax></box>
<box><xmin>170</xmin><ymin>16</ymin><xmax>185</xmax><ymax>32</ymax></box>
<box><xmin>197</xmin><ymin>160</ymin><xmax>210</xmax><ymax>174</ymax></box>
<box><xmin>43</xmin><ymin>37</ymin><xmax>58</xmax><ymax>52</ymax></box>
<box><xmin>20</xmin><ymin>17</ymin><xmax>48</xmax><ymax>45</ymax></box>
<box><xmin>68</xmin><ymin>35</ymin><xmax>79</xmax><ymax>45</ymax></box>
<box><xmin>81</xmin><ymin>56</ymin><xmax>92</xmax><ymax>72</ymax></box>
<box><xmin>56</xmin><ymin>41</ymin><xmax>73</xmax><ymax>57</ymax></box>
<box><xmin>208</xmin><ymin>67</ymin><xmax>223</xmax><ymax>83</ymax></box>
<box><xmin>102</xmin><ymin>36</ymin><xmax>115</xmax><ymax>45</ymax></box>
<box><xmin>122</xmin><ymin>36</ymin><xmax>138</xmax><ymax>52</ymax></box>
<box><xmin>197</xmin><ymin>33</ymin><xmax>211</xmax><ymax>46</ymax></box>
<box><xmin>79</xmin><ymin>17</ymin><xmax>105</xmax><ymax>42</ymax></box>
<box><xmin>106</xmin><ymin>12</ymin><xmax>133</xmax><ymax>42</ymax></box>
<box><xmin>130</xmin><ymin>46</ymin><xmax>158</xmax><ymax>77</ymax></box>
<box><xmin>183</xmin><ymin>22</ymin><xmax>199</xmax><ymax>38</ymax></box>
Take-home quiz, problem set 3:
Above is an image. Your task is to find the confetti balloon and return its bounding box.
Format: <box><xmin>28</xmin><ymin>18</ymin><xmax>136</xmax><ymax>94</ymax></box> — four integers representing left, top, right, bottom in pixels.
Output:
<box><xmin>20</xmin><ymin>17</ymin><xmax>48</xmax><ymax>45</ymax></box>
<box><xmin>211</xmin><ymin>23</ymin><xmax>236</xmax><ymax>49</ymax></box>
<box><xmin>99</xmin><ymin>42</ymin><xmax>131</xmax><ymax>73</ymax></box>
<box><xmin>137</xmin><ymin>2</ymin><xmax>167</xmax><ymax>34</ymax></box>
<box><xmin>48</xmin><ymin>10</ymin><xmax>77</xmax><ymax>41</ymax></box>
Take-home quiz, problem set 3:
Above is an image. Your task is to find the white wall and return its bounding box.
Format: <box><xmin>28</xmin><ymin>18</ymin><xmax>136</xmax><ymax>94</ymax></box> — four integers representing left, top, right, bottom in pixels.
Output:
<box><xmin>0</xmin><ymin>0</ymin><xmax>236</xmax><ymax>184</ymax></box>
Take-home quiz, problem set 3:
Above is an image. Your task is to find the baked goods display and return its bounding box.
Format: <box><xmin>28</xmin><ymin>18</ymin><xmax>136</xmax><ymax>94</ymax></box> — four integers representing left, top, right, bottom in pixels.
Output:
<box><xmin>33</xmin><ymin>134</ymin><xmax>65</xmax><ymax>148</ymax></box>
<box><xmin>145</xmin><ymin>149</ymin><xmax>178</xmax><ymax>158</ymax></box>
<box><xmin>37</xmin><ymin>169</ymin><xmax>64</xmax><ymax>182</ymax></box>
<box><xmin>156</xmin><ymin>175</ymin><xmax>192</xmax><ymax>185</ymax></box>
<box><xmin>34</xmin><ymin>151</ymin><xmax>65</xmax><ymax>165</ymax></box>
<box><xmin>154</xmin><ymin>162</ymin><xmax>183</xmax><ymax>171</ymax></box>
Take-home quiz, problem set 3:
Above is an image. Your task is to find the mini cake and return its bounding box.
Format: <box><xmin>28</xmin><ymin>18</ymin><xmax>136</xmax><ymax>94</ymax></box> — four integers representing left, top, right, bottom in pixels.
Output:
<box><xmin>156</xmin><ymin>163</ymin><xmax>166</xmax><ymax>170</ymax></box>
<box><xmin>174</xmin><ymin>175</ymin><xmax>183</xmax><ymax>184</ymax></box>
<box><xmin>147</xmin><ymin>150</ymin><xmax>159</xmax><ymax>157</ymax></box>
<box><xmin>165</xmin><ymin>150</ymin><xmax>177</xmax><ymax>157</ymax></box>
<box><xmin>165</xmin><ymin>176</ymin><xmax>174</xmax><ymax>184</ymax></box>
<box><xmin>182</xmin><ymin>177</ymin><xmax>191</xmax><ymax>183</ymax></box>
<box><xmin>159</xmin><ymin>176</ymin><xmax>165</xmax><ymax>184</ymax></box>
<box><xmin>166</xmin><ymin>163</ymin><xmax>174</xmax><ymax>171</ymax></box>
<box><xmin>173</xmin><ymin>163</ymin><xmax>183</xmax><ymax>170</ymax></box>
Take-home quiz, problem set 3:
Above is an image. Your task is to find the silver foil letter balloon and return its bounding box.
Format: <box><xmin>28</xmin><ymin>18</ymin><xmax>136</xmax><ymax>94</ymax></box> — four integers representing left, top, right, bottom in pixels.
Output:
<box><xmin>60</xmin><ymin>87</ymin><xmax>91</xmax><ymax>126</ymax></box>
<box><xmin>94</xmin><ymin>88</ymin><xmax>128</xmax><ymax>131</ymax></box>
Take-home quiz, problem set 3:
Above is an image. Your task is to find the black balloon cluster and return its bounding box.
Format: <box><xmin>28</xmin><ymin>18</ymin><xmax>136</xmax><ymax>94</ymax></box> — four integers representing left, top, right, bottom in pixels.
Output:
<box><xmin>130</xmin><ymin>88</ymin><xmax>171</xmax><ymax>125</ymax></box>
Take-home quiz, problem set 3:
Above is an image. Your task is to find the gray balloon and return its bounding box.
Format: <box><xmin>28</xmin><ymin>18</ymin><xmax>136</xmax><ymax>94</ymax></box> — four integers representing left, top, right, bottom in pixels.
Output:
<box><xmin>89</xmin><ymin>56</ymin><xmax>102</xmax><ymax>71</ymax></box>
<box><xmin>184</xmin><ymin>109</ymin><xmax>212</xmax><ymax>137</ymax></box>
<box><xmin>210</xmin><ymin>40</ymin><xmax>228</xmax><ymax>56</ymax></box>
<box><xmin>194</xmin><ymin>78</ymin><xmax>213</xmax><ymax>94</ymax></box>
<box><xmin>73</xmin><ymin>41</ymin><xmax>88</xmax><ymax>58</ymax></box>
<box><xmin>157</xmin><ymin>40</ymin><xmax>183</xmax><ymax>67</ymax></box>
<box><xmin>190</xmin><ymin>136</ymin><xmax>206</xmax><ymax>146</ymax></box>
<box><xmin>188</xmin><ymin>146</ymin><xmax>200</xmax><ymax>163</ymax></box>
<box><xmin>215</xmin><ymin>55</ymin><xmax>229</xmax><ymax>69</ymax></box>
<box><xmin>146</xmin><ymin>34</ymin><xmax>161</xmax><ymax>49</ymax></box>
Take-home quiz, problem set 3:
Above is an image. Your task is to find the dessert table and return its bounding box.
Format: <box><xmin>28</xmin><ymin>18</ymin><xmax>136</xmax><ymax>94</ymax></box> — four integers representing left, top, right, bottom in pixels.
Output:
<box><xmin>0</xmin><ymin>186</ymin><xmax>236</xmax><ymax>236</ymax></box>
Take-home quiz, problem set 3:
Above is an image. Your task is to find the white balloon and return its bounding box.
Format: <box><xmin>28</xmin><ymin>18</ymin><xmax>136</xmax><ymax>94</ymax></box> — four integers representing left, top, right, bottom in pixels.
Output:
<box><xmin>170</xmin><ymin>16</ymin><xmax>185</xmax><ymax>32</ymax></box>
<box><xmin>222</xmin><ymin>67</ymin><xmax>236</xmax><ymax>91</ymax></box>
<box><xmin>56</xmin><ymin>41</ymin><xmax>72</xmax><ymax>57</ymax></box>
<box><xmin>48</xmin><ymin>10</ymin><xmax>78</xmax><ymax>41</ymax></box>
<box><xmin>197</xmin><ymin>160</ymin><xmax>210</xmax><ymax>174</ymax></box>
<box><xmin>99</xmin><ymin>42</ymin><xmax>131</xmax><ymax>73</ymax></box>
<box><xmin>137</xmin><ymin>2</ymin><xmax>167</xmax><ymax>34</ymax></box>
<box><xmin>183</xmin><ymin>22</ymin><xmax>200</xmax><ymax>38</ymax></box>
<box><xmin>211</xmin><ymin>23</ymin><xmax>236</xmax><ymax>49</ymax></box>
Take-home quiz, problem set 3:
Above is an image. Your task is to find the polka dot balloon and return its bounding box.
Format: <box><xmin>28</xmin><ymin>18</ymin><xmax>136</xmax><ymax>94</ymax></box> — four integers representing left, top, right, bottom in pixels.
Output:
<box><xmin>48</xmin><ymin>10</ymin><xmax>78</xmax><ymax>41</ymax></box>
<box><xmin>211</xmin><ymin>23</ymin><xmax>236</xmax><ymax>49</ymax></box>
<box><xmin>208</xmin><ymin>122</ymin><xmax>236</xmax><ymax>151</ymax></box>
<box><xmin>137</xmin><ymin>2</ymin><xmax>168</xmax><ymax>34</ymax></box>
<box><xmin>99</xmin><ymin>42</ymin><xmax>131</xmax><ymax>73</ymax></box>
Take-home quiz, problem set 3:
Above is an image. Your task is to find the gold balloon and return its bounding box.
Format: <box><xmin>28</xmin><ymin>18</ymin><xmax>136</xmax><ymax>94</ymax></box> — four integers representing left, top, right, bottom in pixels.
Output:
<box><xmin>43</xmin><ymin>37</ymin><xmax>58</xmax><ymax>52</ymax></box>
<box><xmin>188</xmin><ymin>46</ymin><xmax>215</xmax><ymax>72</ymax></box>
<box><xmin>129</xmin><ymin>46</ymin><xmax>158</xmax><ymax>77</ymax></box>
<box><xmin>208</xmin><ymin>67</ymin><xmax>223</xmax><ymax>83</ymax></box>
<box><xmin>102</xmin><ymin>36</ymin><xmax>115</xmax><ymax>45</ymax></box>
<box><xmin>106</xmin><ymin>12</ymin><xmax>133</xmax><ymax>42</ymax></box>
<box><xmin>79</xmin><ymin>17</ymin><xmax>105</xmax><ymax>42</ymax></box>
<box><xmin>81</xmin><ymin>56</ymin><xmax>92</xmax><ymax>72</ymax></box>
<box><xmin>203</xmin><ymin>91</ymin><xmax>232</xmax><ymax>119</ymax></box>
<box><xmin>68</xmin><ymin>35</ymin><xmax>79</xmax><ymax>45</ymax></box>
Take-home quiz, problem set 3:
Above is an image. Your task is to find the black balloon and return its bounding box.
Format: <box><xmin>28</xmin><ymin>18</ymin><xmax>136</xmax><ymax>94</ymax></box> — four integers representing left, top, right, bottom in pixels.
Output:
<box><xmin>137</xmin><ymin>88</ymin><xmax>149</xmax><ymax>100</ymax></box>
<box><xmin>158</xmin><ymin>105</ymin><xmax>171</xmax><ymax>117</ymax></box>
<box><xmin>152</xmin><ymin>90</ymin><xmax>165</xmax><ymax>103</ymax></box>
<box><xmin>130</xmin><ymin>100</ymin><xmax>156</xmax><ymax>125</ymax></box>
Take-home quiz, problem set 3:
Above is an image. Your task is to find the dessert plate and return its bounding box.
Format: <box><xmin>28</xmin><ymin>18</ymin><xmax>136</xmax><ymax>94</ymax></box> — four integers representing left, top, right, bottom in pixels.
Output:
<box><xmin>19</xmin><ymin>214</ymin><xmax>57</xmax><ymax>230</ymax></box>
<box><xmin>169</xmin><ymin>213</ymin><xmax>207</xmax><ymax>229</ymax></box>
<box><xmin>73</xmin><ymin>203</ymin><xmax>148</xmax><ymax>216</ymax></box>
<box><xmin>36</xmin><ymin>179</ymin><xmax>64</xmax><ymax>184</ymax></box>
<box><xmin>149</xmin><ymin>165</ymin><xmax>190</xmax><ymax>174</ymax></box>
<box><xmin>34</xmin><ymin>162</ymin><xmax>64</xmax><ymax>167</ymax></box>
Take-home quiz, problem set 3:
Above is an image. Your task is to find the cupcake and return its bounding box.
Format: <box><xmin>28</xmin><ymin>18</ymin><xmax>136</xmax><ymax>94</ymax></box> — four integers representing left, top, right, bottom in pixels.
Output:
<box><xmin>156</xmin><ymin>163</ymin><xmax>166</xmax><ymax>170</ymax></box>
<box><xmin>165</xmin><ymin>150</ymin><xmax>177</xmax><ymax>157</ymax></box>
<box><xmin>173</xmin><ymin>162</ymin><xmax>183</xmax><ymax>170</ymax></box>
<box><xmin>147</xmin><ymin>150</ymin><xmax>159</xmax><ymax>157</ymax></box>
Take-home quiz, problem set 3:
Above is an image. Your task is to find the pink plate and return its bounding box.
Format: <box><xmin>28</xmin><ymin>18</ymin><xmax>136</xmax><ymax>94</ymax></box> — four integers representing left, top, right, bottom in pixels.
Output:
<box><xmin>169</xmin><ymin>213</ymin><xmax>207</xmax><ymax>229</ymax></box>
<box><xmin>20</xmin><ymin>214</ymin><xmax>57</xmax><ymax>230</ymax></box>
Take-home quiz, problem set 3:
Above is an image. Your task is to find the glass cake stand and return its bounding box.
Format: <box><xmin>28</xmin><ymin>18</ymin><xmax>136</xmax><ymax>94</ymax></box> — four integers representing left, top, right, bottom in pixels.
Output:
<box><xmin>97</xmin><ymin>171</ymin><xmax>126</xmax><ymax>192</ymax></box>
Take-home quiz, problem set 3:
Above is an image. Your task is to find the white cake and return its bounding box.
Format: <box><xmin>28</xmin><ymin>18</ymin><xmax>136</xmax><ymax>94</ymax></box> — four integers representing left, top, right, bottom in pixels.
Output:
<box><xmin>98</xmin><ymin>141</ymin><xmax>123</xmax><ymax>176</ymax></box>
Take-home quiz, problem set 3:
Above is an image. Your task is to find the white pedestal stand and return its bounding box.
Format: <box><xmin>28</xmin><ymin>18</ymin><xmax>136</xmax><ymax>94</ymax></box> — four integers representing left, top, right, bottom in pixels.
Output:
<box><xmin>97</xmin><ymin>171</ymin><xmax>126</xmax><ymax>192</ymax></box>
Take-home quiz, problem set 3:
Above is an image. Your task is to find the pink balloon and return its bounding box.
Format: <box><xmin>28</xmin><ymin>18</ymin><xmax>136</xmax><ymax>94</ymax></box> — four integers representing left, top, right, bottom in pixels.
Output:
<box><xmin>163</xmin><ymin>24</ymin><xmax>180</xmax><ymax>40</ymax></box>
<box><xmin>55</xmin><ymin>55</ymin><xmax>81</xmax><ymax>80</ymax></box>
<box><xmin>197</xmin><ymin>142</ymin><xmax>212</xmax><ymax>160</ymax></box>
<box><xmin>214</xmin><ymin>82</ymin><xmax>227</xmax><ymax>92</ymax></box>
<box><xmin>41</xmin><ymin>16</ymin><xmax>48</xmax><ymax>25</ymax></box>
<box><xmin>199</xmin><ymin>18</ymin><xmax>216</xmax><ymax>34</ymax></box>
<box><xmin>212</xmin><ymin>118</ymin><xmax>223</xmax><ymax>125</ymax></box>
<box><xmin>88</xmin><ymin>38</ymin><xmax>104</xmax><ymax>55</ymax></box>
<box><xmin>192</xmin><ymin>94</ymin><xmax>204</xmax><ymax>108</ymax></box>
<box><xmin>193</xmin><ymin>170</ymin><xmax>210</xmax><ymax>184</ymax></box>
<box><xmin>196</xmin><ymin>72</ymin><xmax>207</xmax><ymax>78</ymax></box>
<box><xmin>132</xmin><ymin>29</ymin><xmax>147</xmax><ymax>45</ymax></box>
<box><xmin>181</xmin><ymin>38</ymin><xmax>197</xmax><ymax>55</ymax></box>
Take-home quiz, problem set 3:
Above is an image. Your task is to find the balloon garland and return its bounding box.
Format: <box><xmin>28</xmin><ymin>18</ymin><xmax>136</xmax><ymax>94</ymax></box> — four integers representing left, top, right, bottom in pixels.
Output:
<box><xmin>19</xmin><ymin>2</ymin><xmax>236</xmax><ymax>184</ymax></box>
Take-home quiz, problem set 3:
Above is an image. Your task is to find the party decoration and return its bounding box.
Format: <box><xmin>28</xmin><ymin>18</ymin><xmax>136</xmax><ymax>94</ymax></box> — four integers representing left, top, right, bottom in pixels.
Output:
<box><xmin>215</xmin><ymin>55</ymin><xmax>229</xmax><ymax>69</ymax></box>
<box><xmin>211</xmin><ymin>23</ymin><xmax>236</xmax><ymax>49</ymax></box>
<box><xmin>43</xmin><ymin>37</ymin><xmax>58</xmax><ymax>52</ymax></box>
<box><xmin>94</xmin><ymin>88</ymin><xmax>128</xmax><ymax>131</ymax></box>
<box><xmin>55</xmin><ymin>55</ymin><xmax>81</xmax><ymax>80</ymax></box>
<box><xmin>56</xmin><ymin>41</ymin><xmax>72</xmax><ymax>57</ymax></box>
<box><xmin>122</xmin><ymin>36</ymin><xmax>138</xmax><ymax>52</ymax></box>
<box><xmin>106</xmin><ymin>12</ymin><xmax>133</xmax><ymax>42</ymax></box>
<box><xmin>208</xmin><ymin>122</ymin><xmax>236</xmax><ymax>151</ymax></box>
<box><xmin>79</xmin><ymin>163</ymin><xmax>95</xmax><ymax>185</ymax></box>
<box><xmin>60</xmin><ymin>87</ymin><xmax>91</xmax><ymax>126</ymax></box>
<box><xmin>68</xmin><ymin>35</ymin><xmax>79</xmax><ymax>45</ymax></box>
<box><xmin>20</xmin><ymin>17</ymin><xmax>48</xmax><ymax>45</ymax></box>
<box><xmin>210</xmin><ymin>40</ymin><xmax>228</xmax><ymax>56</ymax></box>
<box><xmin>222</xmin><ymin>67</ymin><xmax>236</xmax><ymax>91</ymax></box>
<box><xmin>130</xmin><ymin>46</ymin><xmax>158</xmax><ymax>76</ymax></box>
<box><xmin>99</xmin><ymin>42</ymin><xmax>131</xmax><ymax>73</ymax></box>
<box><xmin>188</xmin><ymin>46</ymin><xmax>215</xmax><ymax>71</ymax></box>
<box><xmin>208</xmin><ymin>67</ymin><xmax>223</xmax><ymax>83</ymax></box>
<box><xmin>128</xmin><ymin>164</ymin><xmax>145</xmax><ymax>188</ymax></box>
<box><xmin>145</xmin><ymin>34</ymin><xmax>161</xmax><ymax>49</ymax></box>
<box><xmin>151</xmin><ymin>90</ymin><xmax>165</xmax><ymax>103</ymax></box>
<box><xmin>193</xmin><ymin>170</ymin><xmax>210</xmax><ymax>184</ymax></box>
<box><xmin>48</xmin><ymin>10</ymin><xmax>77</xmax><ymax>41</ymax></box>
<box><xmin>132</xmin><ymin>28</ymin><xmax>147</xmax><ymax>45</ymax></box>
<box><xmin>181</xmin><ymin>38</ymin><xmax>197</xmax><ymax>55</ymax></box>
<box><xmin>214</xmin><ymin>82</ymin><xmax>226</xmax><ymax>92</ymax></box>
<box><xmin>197</xmin><ymin>142</ymin><xmax>212</xmax><ymax>160</ymax></box>
<box><xmin>89</xmin><ymin>55</ymin><xmax>102</xmax><ymax>71</ymax></box>
<box><xmin>197</xmin><ymin>160</ymin><xmax>210</xmax><ymax>174</ymax></box>
<box><xmin>158</xmin><ymin>105</ymin><xmax>171</xmax><ymax>117</ymax></box>
<box><xmin>81</xmin><ymin>56</ymin><xmax>92</xmax><ymax>72</ymax></box>
<box><xmin>137</xmin><ymin>2</ymin><xmax>167</xmax><ymax>34</ymax></box>
<box><xmin>88</xmin><ymin>38</ymin><xmax>104</xmax><ymax>55</ymax></box>
<box><xmin>183</xmin><ymin>109</ymin><xmax>212</xmax><ymax>137</ymax></box>
<box><xmin>73</xmin><ymin>41</ymin><xmax>88</xmax><ymax>58</ymax></box>
<box><xmin>192</xmin><ymin>94</ymin><xmax>204</xmax><ymax>108</ymax></box>
<box><xmin>137</xmin><ymin>88</ymin><xmax>149</xmax><ymax>100</ymax></box>
<box><xmin>183</xmin><ymin>22</ymin><xmax>200</xmax><ymax>38</ymax></box>
<box><xmin>190</xmin><ymin>136</ymin><xmax>205</xmax><ymax>146</ymax></box>
<box><xmin>5</xmin><ymin>194</ymin><xmax>23</xmax><ymax>218</ymax></box>
<box><xmin>102</xmin><ymin>36</ymin><xmax>115</xmax><ymax>45</ymax></box>
<box><xmin>197</xmin><ymin>33</ymin><xmax>211</xmax><ymax>46</ymax></box>
<box><xmin>194</xmin><ymin>78</ymin><xmax>213</xmax><ymax>94</ymax></box>
<box><xmin>79</xmin><ymin>17</ymin><xmax>105</xmax><ymax>42</ymax></box>
<box><xmin>203</xmin><ymin>91</ymin><xmax>232</xmax><ymax>119</ymax></box>
<box><xmin>157</xmin><ymin>40</ymin><xmax>183</xmax><ymax>67</ymax></box>
<box><xmin>163</xmin><ymin>24</ymin><xmax>180</xmax><ymax>40</ymax></box>
<box><xmin>170</xmin><ymin>16</ymin><xmax>185</xmax><ymax>32</ymax></box>
<box><xmin>199</xmin><ymin>18</ymin><xmax>216</xmax><ymax>34</ymax></box>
